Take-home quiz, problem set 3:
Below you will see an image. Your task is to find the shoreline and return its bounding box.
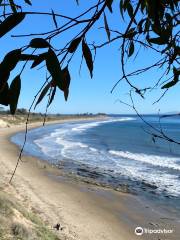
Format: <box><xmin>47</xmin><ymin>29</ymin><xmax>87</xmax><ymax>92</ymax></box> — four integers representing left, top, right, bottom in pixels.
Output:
<box><xmin>0</xmin><ymin>118</ymin><xmax>179</xmax><ymax>239</ymax></box>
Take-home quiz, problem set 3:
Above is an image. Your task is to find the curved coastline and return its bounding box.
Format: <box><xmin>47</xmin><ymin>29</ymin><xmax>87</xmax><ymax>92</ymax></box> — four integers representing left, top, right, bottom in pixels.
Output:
<box><xmin>0</xmin><ymin>118</ymin><xmax>180</xmax><ymax>240</ymax></box>
<box><xmin>11</xmin><ymin>116</ymin><xmax>180</xmax><ymax>199</ymax></box>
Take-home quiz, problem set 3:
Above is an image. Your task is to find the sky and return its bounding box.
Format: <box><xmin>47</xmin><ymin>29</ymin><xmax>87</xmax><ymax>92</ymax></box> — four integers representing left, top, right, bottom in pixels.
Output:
<box><xmin>0</xmin><ymin>0</ymin><xmax>179</xmax><ymax>115</ymax></box>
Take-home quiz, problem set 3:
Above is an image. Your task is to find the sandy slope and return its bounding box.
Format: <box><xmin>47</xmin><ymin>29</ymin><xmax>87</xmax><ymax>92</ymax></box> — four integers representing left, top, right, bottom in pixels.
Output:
<box><xmin>0</xmin><ymin>120</ymin><xmax>179</xmax><ymax>240</ymax></box>
<box><xmin>0</xmin><ymin>119</ymin><xmax>10</xmax><ymax>128</ymax></box>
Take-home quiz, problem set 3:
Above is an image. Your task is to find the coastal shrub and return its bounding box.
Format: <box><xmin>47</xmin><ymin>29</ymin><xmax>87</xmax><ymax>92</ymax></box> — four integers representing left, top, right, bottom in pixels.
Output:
<box><xmin>0</xmin><ymin>191</ymin><xmax>60</xmax><ymax>240</ymax></box>
<box><xmin>36</xmin><ymin>225</ymin><xmax>60</xmax><ymax>240</ymax></box>
<box><xmin>0</xmin><ymin>195</ymin><xmax>13</xmax><ymax>217</ymax></box>
<box><xmin>11</xmin><ymin>222</ymin><xmax>29</xmax><ymax>239</ymax></box>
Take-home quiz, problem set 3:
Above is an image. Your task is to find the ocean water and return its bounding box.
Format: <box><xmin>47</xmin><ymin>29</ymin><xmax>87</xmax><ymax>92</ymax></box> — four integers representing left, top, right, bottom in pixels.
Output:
<box><xmin>11</xmin><ymin>116</ymin><xmax>180</xmax><ymax>201</ymax></box>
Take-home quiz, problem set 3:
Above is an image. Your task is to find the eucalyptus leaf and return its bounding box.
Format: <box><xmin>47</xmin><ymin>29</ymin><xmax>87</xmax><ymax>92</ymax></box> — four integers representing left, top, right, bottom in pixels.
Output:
<box><xmin>82</xmin><ymin>39</ymin><xmax>93</xmax><ymax>78</ymax></box>
<box><xmin>0</xmin><ymin>82</ymin><xmax>9</xmax><ymax>106</ymax></box>
<box><xmin>161</xmin><ymin>80</ymin><xmax>178</xmax><ymax>89</ymax></box>
<box><xmin>31</xmin><ymin>52</ymin><xmax>47</xmax><ymax>68</ymax></box>
<box><xmin>119</xmin><ymin>0</ymin><xmax>124</xmax><ymax>20</ymax></box>
<box><xmin>24</xmin><ymin>0</ymin><xmax>32</xmax><ymax>5</ymax></box>
<box><xmin>34</xmin><ymin>83</ymin><xmax>50</xmax><ymax>109</ymax></box>
<box><xmin>0</xmin><ymin>49</ymin><xmax>21</xmax><ymax>92</ymax></box>
<box><xmin>68</xmin><ymin>37</ymin><xmax>82</xmax><ymax>53</ymax></box>
<box><xmin>9</xmin><ymin>0</ymin><xmax>17</xmax><ymax>13</ymax></box>
<box><xmin>61</xmin><ymin>66</ymin><xmax>71</xmax><ymax>101</ymax></box>
<box><xmin>1</xmin><ymin>49</ymin><xmax>21</xmax><ymax>71</ymax></box>
<box><xmin>0</xmin><ymin>13</ymin><xmax>26</xmax><ymax>38</ymax></box>
<box><xmin>104</xmin><ymin>13</ymin><xmax>110</xmax><ymax>42</ymax></box>
<box><xmin>148</xmin><ymin>37</ymin><xmax>168</xmax><ymax>45</ymax></box>
<box><xmin>29</xmin><ymin>38</ymin><xmax>51</xmax><ymax>48</ymax></box>
<box><xmin>127</xmin><ymin>2</ymin><xmax>136</xmax><ymax>24</ymax></box>
<box><xmin>64</xmin><ymin>89</ymin><xmax>69</xmax><ymax>101</ymax></box>
<box><xmin>9</xmin><ymin>75</ymin><xmax>21</xmax><ymax>115</ymax></box>
<box><xmin>46</xmin><ymin>48</ymin><xmax>63</xmax><ymax>90</ymax></box>
<box><xmin>161</xmin><ymin>69</ymin><xmax>179</xmax><ymax>89</ymax></box>
<box><xmin>48</xmin><ymin>86</ymin><xmax>56</xmax><ymax>107</ymax></box>
<box><xmin>106</xmin><ymin>0</ymin><xmax>113</xmax><ymax>13</ymax></box>
<box><xmin>20</xmin><ymin>54</ymin><xmax>38</xmax><ymax>61</ymax></box>
<box><xmin>128</xmin><ymin>41</ymin><xmax>134</xmax><ymax>57</ymax></box>
<box><xmin>61</xmin><ymin>66</ymin><xmax>71</xmax><ymax>91</ymax></box>
<box><xmin>0</xmin><ymin>70</ymin><xmax>10</xmax><ymax>92</ymax></box>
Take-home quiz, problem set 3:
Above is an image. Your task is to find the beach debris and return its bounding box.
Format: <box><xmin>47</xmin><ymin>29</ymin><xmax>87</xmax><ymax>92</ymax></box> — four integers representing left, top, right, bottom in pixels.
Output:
<box><xmin>54</xmin><ymin>223</ymin><xmax>60</xmax><ymax>231</ymax></box>
<box><xmin>53</xmin><ymin>223</ymin><xmax>64</xmax><ymax>231</ymax></box>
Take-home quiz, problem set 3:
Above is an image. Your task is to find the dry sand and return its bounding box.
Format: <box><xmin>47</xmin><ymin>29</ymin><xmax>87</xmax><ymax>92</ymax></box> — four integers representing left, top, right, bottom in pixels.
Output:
<box><xmin>0</xmin><ymin>119</ymin><xmax>179</xmax><ymax>240</ymax></box>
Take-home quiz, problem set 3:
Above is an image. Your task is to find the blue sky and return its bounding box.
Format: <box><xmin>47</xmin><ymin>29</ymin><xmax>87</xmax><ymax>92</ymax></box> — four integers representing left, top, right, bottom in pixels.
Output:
<box><xmin>0</xmin><ymin>0</ymin><xmax>178</xmax><ymax>114</ymax></box>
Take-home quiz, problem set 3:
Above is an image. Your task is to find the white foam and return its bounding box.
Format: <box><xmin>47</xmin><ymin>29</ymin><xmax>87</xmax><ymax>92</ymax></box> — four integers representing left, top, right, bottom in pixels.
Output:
<box><xmin>33</xmin><ymin>118</ymin><xmax>180</xmax><ymax>197</ymax></box>
<box><xmin>89</xmin><ymin>147</ymin><xmax>97</xmax><ymax>152</ymax></box>
<box><xmin>72</xmin><ymin>117</ymin><xmax>135</xmax><ymax>132</ymax></box>
<box><xmin>56</xmin><ymin>137</ymin><xmax>88</xmax><ymax>149</ymax></box>
<box><xmin>109</xmin><ymin>150</ymin><xmax>180</xmax><ymax>171</ymax></box>
<box><xmin>36</xmin><ymin>117</ymin><xmax>134</xmax><ymax>157</ymax></box>
<box><xmin>34</xmin><ymin>124</ymin><xmax>90</xmax><ymax>159</ymax></box>
<box><xmin>115</xmin><ymin>163</ymin><xmax>180</xmax><ymax>196</ymax></box>
<box><xmin>34</xmin><ymin>138</ymin><xmax>60</xmax><ymax>158</ymax></box>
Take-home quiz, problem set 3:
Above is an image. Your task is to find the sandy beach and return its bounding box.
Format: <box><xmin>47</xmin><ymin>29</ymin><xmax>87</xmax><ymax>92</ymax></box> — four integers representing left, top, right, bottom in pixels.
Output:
<box><xmin>0</xmin><ymin>119</ymin><xmax>179</xmax><ymax>240</ymax></box>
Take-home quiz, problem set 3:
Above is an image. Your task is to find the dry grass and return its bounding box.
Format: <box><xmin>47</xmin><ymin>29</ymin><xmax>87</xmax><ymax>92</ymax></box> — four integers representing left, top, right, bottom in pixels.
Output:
<box><xmin>0</xmin><ymin>191</ymin><xmax>60</xmax><ymax>240</ymax></box>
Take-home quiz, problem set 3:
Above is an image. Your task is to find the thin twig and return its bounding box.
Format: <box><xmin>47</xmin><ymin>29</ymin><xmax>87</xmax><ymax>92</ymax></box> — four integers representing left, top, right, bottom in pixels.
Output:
<box><xmin>9</xmin><ymin>81</ymin><xmax>48</xmax><ymax>183</ymax></box>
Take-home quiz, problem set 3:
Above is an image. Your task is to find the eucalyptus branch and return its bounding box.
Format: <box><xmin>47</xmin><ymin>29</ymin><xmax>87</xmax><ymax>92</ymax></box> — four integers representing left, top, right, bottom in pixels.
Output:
<box><xmin>111</xmin><ymin>58</ymin><xmax>167</xmax><ymax>94</ymax></box>
<box><xmin>152</xmin><ymin>89</ymin><xmax>168</xmax><ymax>105</ymax></box>
<box><xmin>128</xmin><ymin>92</ymin><xmax>180</xmax><ymax>145</ymax></box>
<box><xmin>121</xmin><ymin>0</ymin><xmax>142</xmax><ymax>95</ymax></box>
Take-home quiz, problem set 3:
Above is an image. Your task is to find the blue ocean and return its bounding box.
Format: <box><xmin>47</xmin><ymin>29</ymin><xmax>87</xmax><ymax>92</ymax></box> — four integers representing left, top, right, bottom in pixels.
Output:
<box><xmin>11</xmin><ymin>115</ymin><xmax>180</xmax><ymax>200</ymax></box>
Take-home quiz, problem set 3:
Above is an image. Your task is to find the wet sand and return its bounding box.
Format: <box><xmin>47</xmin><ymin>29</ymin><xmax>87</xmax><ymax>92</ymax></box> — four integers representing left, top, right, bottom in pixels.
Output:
<box><xmin>0</xmin><ymin>120</ymin><xmax>179</xmax><ymax>240</ymax></box>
